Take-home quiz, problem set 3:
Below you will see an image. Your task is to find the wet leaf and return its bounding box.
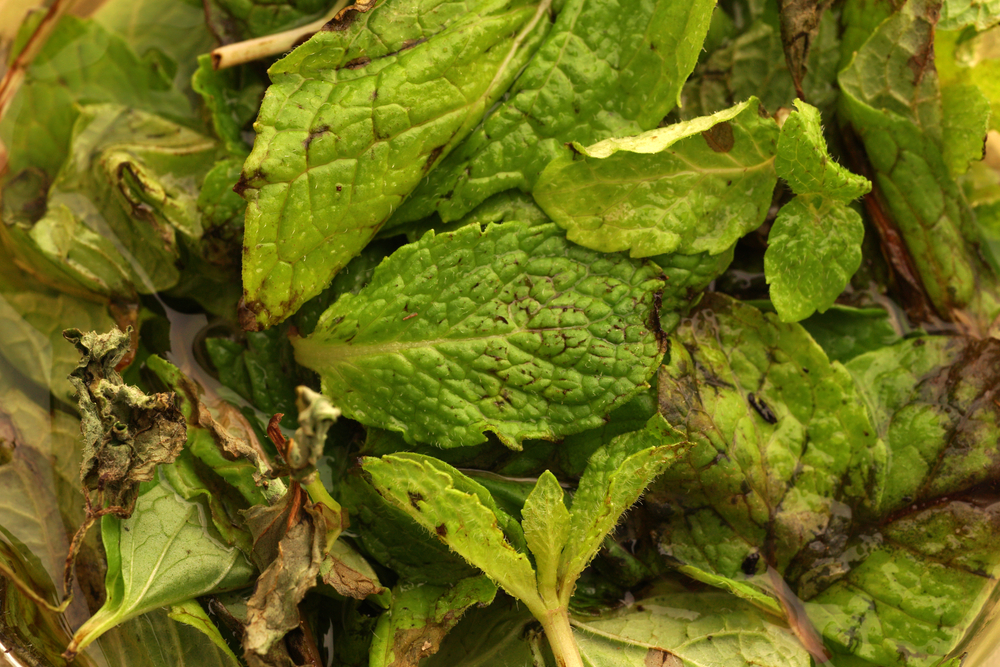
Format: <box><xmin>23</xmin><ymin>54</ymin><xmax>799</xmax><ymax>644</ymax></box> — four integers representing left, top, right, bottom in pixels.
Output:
<box><xmin>293</xmin><ymin>222</ymin><xmax>665</xmax><ymax>449</ymax></box>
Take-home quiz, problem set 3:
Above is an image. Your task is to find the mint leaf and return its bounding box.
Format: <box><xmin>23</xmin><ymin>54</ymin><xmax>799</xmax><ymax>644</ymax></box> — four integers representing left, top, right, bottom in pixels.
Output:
<box><xmin>389</xmin><ymin>0</ymin><xmax>717</xmax><ymax>228</ymax></box>
<box><xmin>765</xmin><ymin>197</ymin><xmax>866</xmax><ymax>321</ymax></box>
<box><xmin>238</xmin><ymin>0</ymin><xmax>554</xmax><ymax>329</ymax></box>
<box><xmin>533</xmin><ymin>98</ymin><xmax>779</xmax><ymax>258</ymax></box>
<box><xmin>938</xmin><ymin>0</ymin><xmax>1000</xmax><ymax>30</ymax></box>
<box><xmin>362</xmin><ymin>453</ymin><xmax>540</xmax><ymax>606</ymax></box>
<box><xmin>369</xmin><ymin>577</ymin><xmax>498</xmax><ymax>667</ymax></box>
<box><xmin>799</xmin><ymin>305</ymin><xmax>903</xmax><ymax>363</ymax></box>
<box><xmin>167</xmin><ymin>599</ymin><xmax>242</xmax><ymax>666</ymax></box>
<box><xmin>191</xmin><ymin>55</ymin><xmax>267</xmax><ymax>157</ymax></box>
<box><xmin>521</xmin><ymin>470</ymin><xmax>570</xmax><ymax>597</ymax></box>
<box><xmin>941</xmin><ymin>82</ymin><xmax>992</xmax><ymax>177</ymax></box>
<box><xmin>205</xmin><ymin>0</ymin><xmax>332</xmax><ymax>42</ymax></box>
<box><xmin>293</xmin><ymin>222</ymin><xmax>665</xmax><ymax>449</ymax></box>
<box><xmin>65</xmin><ymin>476</ymin><xmax>257</xmax><ymax>658</ymax></box>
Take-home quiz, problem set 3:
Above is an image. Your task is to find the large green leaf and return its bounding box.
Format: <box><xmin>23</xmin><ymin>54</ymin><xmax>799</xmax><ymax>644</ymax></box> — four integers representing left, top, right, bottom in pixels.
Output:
<box><xmin>389</xmin><ymin>0</ymin><xmax>717</xmax><ymax>228</ymax></box>
<box><xmin>838</xmin><ymin>0</ymin><xmax>1000</xmax><ymax>332</ymax></box>
<box><xmin>293</xmin><ymin>223</ymin><xmax>665</xmax><ymax>448</ymax></box>
<box><xmin>532</xmin><ymin>98</ymin><xmax>779</xmax><ymax>259</ymax></box>
<box><xmin>65</xmin><ymin>476</ymin><xmax>257</xmax><ymax>658</ymax></box>
<box><xmin>238</xmin><ymin>0</ymin><xmax>554</xmax><ymax>329</ymax></box>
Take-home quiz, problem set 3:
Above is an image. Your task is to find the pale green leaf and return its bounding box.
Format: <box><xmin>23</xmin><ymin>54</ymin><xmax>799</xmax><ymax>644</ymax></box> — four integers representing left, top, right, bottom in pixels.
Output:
<box><xmin>936</xmin><ymin>25</ymin><xmax>1000</xmax><ymax>133</ymax></box>
<box><xmin>799</xmin><ymin>305</ymin><xmax>903</xmax><ymax>363</ymax></box>
<box><xmin>238</xmin><ymin>0</ymin><xmax>554</xmax><ymax>329</ymax></box>
<box><xmin>167</xmin><ymin>599</ymin><xmax>242</xmax><ymax>665</ymax></box>
<box><xmin>521</xmin><ymin>470</ymin><xmax>569</xmax><ymax>598</ymax></box>
<box><xmin>532</xmin><ymin>98</ymin><xmax>779</xmax><ymax>258</ymax></box>
<box><xmin>369</xmin><ymin>577</ymin><xmax>498</xmax><ymax>667</ymax></box>
<box><xmin>561</xmin><ymin>415</ymin><xmax>688</xmax><ymax>590</ymax></box>
<box><xmin>66</xmin><ymin>476</ymin><xmax>257</xmax><ymax>658</ymax></box>
<box><xmin>389</xmin><ymin>0</ymin><xmax>717</xmax><ymax>228</ymax></box>
<box><xmin>293</xmin><ymin>222</ymin><xmax>665</xmax><ymax>449</ymax></box>
<box><xmin>362</xmin><ymin>453</ymin><xmax>541</xmax><ymax>609</ymax></box>
<box><xmin>764</xmin><ymin>197</ymin><xmax>866</xmax><ymax>322</ymax></box>
<box><xmin>941</xmin><ymin>83</ymin><xmax>992</xmax><ymax>177</ymax></box>
<box><xmin>775</xmin><ymin>100</ymin><xmax>871</xmax><ymax>201</ymax></box>
<box><xmin>938</xmin><ymin>0</ymin><xmax>1000</xmax><ymax>30</ymax></box>
<box><xmin>95</xmin><ymin>606</ymin><xmax>243</xmax><ymax>667</ymax></box>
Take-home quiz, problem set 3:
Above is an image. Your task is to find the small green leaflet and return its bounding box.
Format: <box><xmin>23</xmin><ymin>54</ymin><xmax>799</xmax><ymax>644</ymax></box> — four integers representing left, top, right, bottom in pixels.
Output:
<box><xmin>293</xmin><ymin>222</ymin><xmax>665</xmax><ymax>449</ymax></box>
<box><xmin>533</xmin><ymin>98</ymin><xmax>779</xmax><ymax>258</ymax></box>
<box><xmin>65</xmin><ymin>476</ymin><xmax>257</xmax><ymax>658</ymax></box>
<box><xmin>766</xmin><ymin>99</ymin><xmax>871</xmax><ymax>322</ymax></box>
<box><xmin>167</xmin><ymin>599</ymin><xmax>242</xmax><ymax>666</ymax></box>
<box><xmin>389</xmin><ymin>0</ymin><xmax>717</xmax><ymax>228</ymax></box>
<box><xmin>238</xmin><ymin>0</ymin><xmax>554</xmax><ymax>329</ymax></box>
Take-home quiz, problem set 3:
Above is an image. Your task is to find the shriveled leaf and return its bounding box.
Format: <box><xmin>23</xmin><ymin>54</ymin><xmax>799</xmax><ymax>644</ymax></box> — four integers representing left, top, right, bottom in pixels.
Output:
<box><xmin>369</xmin><ymin>577</ymin><xmax>498</xmax><ymax>667</ymax></box>
<box><xmin>776</xmin><ymin>0</ymin><xmax>834</xmax><ymax>98</ymax></box>
<box><xmin>765</xmin><ymin>197</ymin><xmax>866</xmax><ymax>322</ymax></box>
<box><xmin>65</xmin><ymin>476</ymin><xmax>257</xmax><ymax>659</ymax></box>
<box><xmin>293</xmin><ymin>222</ymin><xmax>665</xmax><ymax>449</ymax></box>
<box><xmin>285</xmin><ymin>387</ymin><xmax>340</xmax><ymax>474</ymax></box>
<box><xmin>362</xmin><ymin>453</ymin><xmax>541</xmax><ymax>608</ymax></box>
<box><xmin>65</xmin><ymin>328</ymin><xmax>187</xmax><ymax>515</ymax></box>
<box><xmin>561</xmin><ymin>415</ymin><xmax>688</xmax><ymax>589</ymax></box>
<box><xmin>389</xmin><ymin>0</ymin><xmax>717</xmax><ymax>228</ymax></box>
<box><xmin>318</xmin><ymin>539</ymin><xmax>385</xmax><ymax>600</ymax></box>
<box><xmin>533</xmin><ymin>98</ymin><xmax>779</xmax><ymax>258</ymax></box>
<box><xmin>238</xmin><ymin>0</ymin><xmax>554</xmax><ymax>329</ymax></box>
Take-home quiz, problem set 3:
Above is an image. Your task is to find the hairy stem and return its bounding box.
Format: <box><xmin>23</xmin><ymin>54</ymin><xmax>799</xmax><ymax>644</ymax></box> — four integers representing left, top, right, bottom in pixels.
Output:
<box><xmin>538</xmin><ymin>606</ymin><xmax>583</xmax><ymax>667</ymax></box>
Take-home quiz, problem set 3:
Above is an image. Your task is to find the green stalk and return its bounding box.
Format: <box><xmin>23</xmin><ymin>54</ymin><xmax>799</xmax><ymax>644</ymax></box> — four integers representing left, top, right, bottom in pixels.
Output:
<box><xmin>537</xmin><ymin>606</ymin><xmax>584</xmax><ymax>667</ymax></box>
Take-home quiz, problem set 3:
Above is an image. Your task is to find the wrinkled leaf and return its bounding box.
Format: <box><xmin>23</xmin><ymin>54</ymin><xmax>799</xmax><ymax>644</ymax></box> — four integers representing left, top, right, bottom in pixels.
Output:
<box><xmin>293</xmin><ymin>222</ymin><xmax>665</xmax><ymax>449</ymax></box>
<box><xmin>776</xmin><ymin>0</ymin><xmax>834</xmax><ymax>98</ymax></box>
<box><xmin>533</xmin><ymin>98</ymin><xmax>779</xmax><ymax>258</ymax></box>
<box><xmin>66</xmin><ymin>328</ymin><xmax>187</xmax><ymax>515</ymax></box>
<box><xmin>390</xmin><ymin>0</ymin><xmax>717</xmax><ymax>228</ymax></box>
<box><xmin>238</xmin><ymin>0</ymin><xmax>554</xmax><ymax>328</ymax></box>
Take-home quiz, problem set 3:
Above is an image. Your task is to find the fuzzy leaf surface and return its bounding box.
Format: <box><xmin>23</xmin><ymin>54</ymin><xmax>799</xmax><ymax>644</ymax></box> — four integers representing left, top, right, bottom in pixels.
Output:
<box><xmin>293</xmin><ymin>223</ymin><xmax>665</xmax><ymax>448</ymax></box>
<box><xmin>532</xmin><ymin>98</ymin><xmax>779</xmax><ymax>258</ymax></box>
<box><xmin>238</xmin><ymin>0</ymin><xmax>552</xmax><ymax>328</ymax></box>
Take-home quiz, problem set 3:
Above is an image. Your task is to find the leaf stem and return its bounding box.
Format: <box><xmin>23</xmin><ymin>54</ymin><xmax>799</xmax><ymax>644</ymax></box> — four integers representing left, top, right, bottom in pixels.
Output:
<box><xmin>302</xmin><ymin>474</ymin><xmax>341</xmax><ymax>514</ymax></box>
<box><xmin>537</xmin><ymin>606</ymin><xmax>583</xmax><ymax>667</ymax></box>
<box><xmin>209</xmin><ymin>0</ymin><xmax>349</xmax><ymax>70</ymax></box>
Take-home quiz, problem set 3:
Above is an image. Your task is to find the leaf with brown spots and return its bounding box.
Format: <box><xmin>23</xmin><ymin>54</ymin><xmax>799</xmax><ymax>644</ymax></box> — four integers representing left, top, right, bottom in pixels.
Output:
<box><xmin>777</xmin><ymin>0</ymin><xmax>835</xmax><ymax>99</ymax></box>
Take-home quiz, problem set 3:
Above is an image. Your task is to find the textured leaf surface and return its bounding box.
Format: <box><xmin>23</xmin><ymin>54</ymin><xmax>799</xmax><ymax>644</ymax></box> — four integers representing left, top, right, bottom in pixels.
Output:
<box><xmin>765</xmin><ymin>197</ymin><xmax>866</xmax><ymax>322</ymax></box>
<box><xmin>938</xmin><ymin>0</ymin><xmax>1000</xmax><ymax>29</ymax></box>
<box><xmin>532</xmin><ymin>98</ymin><xmax>779</xmax><ymax>258</ymax></box>
<box><xmin>363</xmin><ymin>453</ymin><xmax>540</xmax><ymax>607</ymax></box>
<box><xmin>369</xmin><ymin>577</ymin><xmax>497</xmax><ymax>667</ymax></box>
<box><xmin>293</xmin><ymin>223</ymin><xmax>665</xmax><ymax>448</ymax></box>
<box><xmin>839</xmin><ymin>0</ymin><xmax>1000</xmax><ymax>330</ymax></box>
<box><xmin>799</xmin><ymin>305</ymin><xmax>902</xmax><ymax>363</ymax></box>
<box><xmin>238</xmin><ymin>0</ymin><xmax>553</xmax><ymax>329</ymax></box>
<box><xmin>66</xmin><ymin>477</ymin><xmax>257</xmax><ymax>657</ymax></box>
<box><xmin>940</xmin><ymin>82</ymin><xmax>992</xmax><ymax>176</ymax></box>
<box><xmin>651</xmin><ymin>294</ymin><xmax>885</xmax><ymax>578</ymax></box>
<box><xmin>844</xmin><ymin>336</ymin><xmax>1000</xmax><ymax>515</ymax></box>
<box><xmin>389</xmin><ymin>0</ymin><xmax>717</xmax><ymax>228</ymax></box>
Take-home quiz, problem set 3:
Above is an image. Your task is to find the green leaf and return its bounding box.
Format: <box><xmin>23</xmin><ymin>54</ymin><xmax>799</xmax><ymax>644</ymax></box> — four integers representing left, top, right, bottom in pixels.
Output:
<box><xmin>392</xmin><ymin>189</ymin><xmax>551</xmax><ymax>244</ymax></box>
<box><xmin>96</xmin><ymin>606</ymin><xmax>244</xmax><ymax>667</ymax></box>
<box><xmin>844</xmin><ymin>336</ymin><xmax>1000</xmax><ymax>515</ymax></box>
<box><xmin>571</xmin><ymin>587</ymin><xmax>812</xmax><ymax>667</ymax></box>
<box><xmin>532</xmin><ymin>98</ymin><xmax>779</xmax><ymax>258</ymax></box>
<box><xmin>293</xmin><ymin>222</ymin><xmax>665</xmax><ymax>449</ymax></box>
<box><xmin>839</xmin><ymin>0</ymin><xmax>1000</xmax><ymax>330</ymax></box>
<box><xmin>65</xmin><ymin>476</ymin><xmax>257</xmax><ymax>658</ymax></box>
<box><xmin>0</xmin><ymin>13</ymin><xmax>195</xmax><ymax>182</ymax></box>
<box><xmin>191</xmin><ymin>55</ymin><xmax>267</xmax><ymax>157</ymax></box>
<box><xmin>389</xmin><ymin>0</ymin><xmax>717</xmax><ymax>228</ymax></box>
<box><xmin>799</xmin><ymin>305</ymin><xmax>903</xmax><ymax>363</ymax></box>
<box><xmin>936</xmin><ymin>25</ymin><xmax>1000</xmax><ymax>133</ymax></box>
<box><xmin>421</xmin><ymin>597</ymin><xmax>539</xmax><ymax>667</ymax></box>
<box><xmin>369</xmin><ymin>577</ymin><xmax>498</xmax><ymax>667</ymax></box>
<box><xmin>204</xmin><ymin>0</ymin><xmax>332</xmax><ymax>42</ymax></box>
<box><xmin>238</xmin><ymin>0</ymin><xmax>554</xmax><ymax>329</ymax></box>
<box><xmin>560</xmin><ymin>416</ymin><xmax>688</xmax><ymax>592</ymax></box>
<box><xmin>167</xmin><ymin>599</ymin><xmax>242</xmax><ymax>665</ymax></box>
<box><xmin>521</xmin><ymin>471</ymin><xmax>570</xmax><ymax>598</ymax></box>
<box><xmin>775</xmin><ymin>100</ymin><xmax>871</xmax><ymax>201</ymax></box>
<box><xmin>938</xmin><ymin>0</ymin><xmax>1000</xmax><ymax>30</ymax></box>
<box><xmin>650</xmin><ymin>247</ymin><xmax>736</xmax><ymax>334</ymax></box>
<box><xmin>765</xmin><ymin>197</ymin><xmax>866</xmax><ymax>321</ymax></box>
<box><xmin>941</xmin><ymin>82</ymin><xmax>992</xmax><ymax>177</ymax></box>
<box><xmin>362</xmin><ymin>453</ymin><xmax>541</xmax><ymax>608</ymax></box>
<box><xmin>652</xmin><ymin>293</ymin><xmax>885</xmax><ymax>578</ymax></box>
<box><xmin>0</xmin><ymin>253</ymin><xmax>116</xmax><ymax>402</ymax></box>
